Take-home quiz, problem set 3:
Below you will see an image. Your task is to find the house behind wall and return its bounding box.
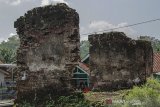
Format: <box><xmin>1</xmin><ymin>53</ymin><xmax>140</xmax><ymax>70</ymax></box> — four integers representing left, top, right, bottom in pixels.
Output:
<box><xmin>153</xmin><ymin>53</ymin><xmax>160</xmax><ymax>80</ymax></box>
<box><xmin>0</xmin><ymin>64</ymin><xmax>17</xmax><ymax>87</ymax></box>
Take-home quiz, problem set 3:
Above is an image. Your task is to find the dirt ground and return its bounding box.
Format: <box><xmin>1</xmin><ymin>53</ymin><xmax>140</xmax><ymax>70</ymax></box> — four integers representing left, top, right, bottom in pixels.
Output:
<box><xmin>84</xmin><ymin>90</ymin><xmax>129</xmax><ymax>102</ymax></box>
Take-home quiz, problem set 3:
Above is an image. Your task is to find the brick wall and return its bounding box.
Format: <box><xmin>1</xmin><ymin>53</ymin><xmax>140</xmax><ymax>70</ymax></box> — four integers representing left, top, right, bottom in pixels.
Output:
<box><xmin>14</xmin><ymin>3</ymin><xmax>80</xmax><ymax>105</ymax></box>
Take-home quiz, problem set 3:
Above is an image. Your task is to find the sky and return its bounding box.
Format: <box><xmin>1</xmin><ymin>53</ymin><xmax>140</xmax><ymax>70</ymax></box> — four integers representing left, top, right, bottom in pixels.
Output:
<box><xmin>0</xmin><ymin>0</ymin><xmax>160</xmax><ymax>41</ymax></box>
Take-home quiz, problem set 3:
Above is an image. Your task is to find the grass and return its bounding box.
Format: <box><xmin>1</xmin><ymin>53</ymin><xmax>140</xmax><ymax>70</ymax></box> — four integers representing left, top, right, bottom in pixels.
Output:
<box><xmin>84</xmin><ymin>78</ymin><xmax>160</xmax><ymax>107</ymax></box>
<box><xmin>84</xmin><ymin>90</ymin><xmax>129</xmax><ymax>102</ymax></box>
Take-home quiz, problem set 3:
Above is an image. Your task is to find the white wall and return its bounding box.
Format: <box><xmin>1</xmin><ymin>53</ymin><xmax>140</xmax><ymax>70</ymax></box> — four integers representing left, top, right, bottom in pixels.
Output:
<box><xmin>0</xmin><ymin>71</ymin><xmax>5</xmax><ymax>87</ymax></box>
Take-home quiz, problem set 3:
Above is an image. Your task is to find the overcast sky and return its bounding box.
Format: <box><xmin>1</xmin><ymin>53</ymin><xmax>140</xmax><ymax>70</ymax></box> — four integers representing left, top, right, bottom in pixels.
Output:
<box><xmin>0</xmin><ymin>0</ymin><xmax>160</xmax><ymax>41</ymax></box>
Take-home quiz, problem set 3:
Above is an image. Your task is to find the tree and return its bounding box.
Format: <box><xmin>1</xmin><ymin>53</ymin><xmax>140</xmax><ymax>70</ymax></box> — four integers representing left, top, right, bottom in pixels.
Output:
<box><xmin>138</xmin><ymin>36</ymin><xmax>160</xmax><ymax>53</ymax></box>
<box><xmin>0</xmin><ymin>35</ymin><xmax>19</xmax><ymax>50</ymax></box>
<box><xmin>0</xmin><ymin>48</ymin><xmax>16</xmax><ymax>63</ymax></box>
<box><xmin>80</xmin><ymin>40</ymin><xmax>89</xmax><ymax>59</ymax></box>
<box><xmin>0</xmin><ymin>35</ymin><xmax>19</xmax><ymax>63</ymax></box>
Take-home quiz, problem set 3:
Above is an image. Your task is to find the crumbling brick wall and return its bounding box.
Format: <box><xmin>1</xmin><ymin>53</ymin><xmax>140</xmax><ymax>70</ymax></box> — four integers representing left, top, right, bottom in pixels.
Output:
<box><xmin>89</xmin><ymin>32</ymin><xmax>153</xmax><ymax>91</ymax></box>
<box><xmin>14</xmin><ymin>3</ymin><xmax>80</xmax><ymax>105</ymax></box>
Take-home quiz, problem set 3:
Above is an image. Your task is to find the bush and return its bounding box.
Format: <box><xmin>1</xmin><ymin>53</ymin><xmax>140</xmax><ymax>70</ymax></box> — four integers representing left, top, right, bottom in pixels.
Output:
<box><xmin>16</xmin><ymin>78</ymin><xmax>160</xmax><ymax>107</ymax></box>
<box><xmin>56</xmin><ymin>92</ymin><xmax>90</xmax><ymax>107</ymax></box>
<box><xmin>17</xmin><ymin>101</ymin><xmax>34</xmax><ymax>107</ymax></box>
<box><xmin>124</xmin><ymin>78</ymin><xmax>160</xmax><ymax>107</ymax></box>
<box><xmin>17</xmin><ymin>92</ymin><xmax>91</xmax><ymax>107</ymax></box>
<box><xmin>45</xmin><ymin>100</ymin><xmax>55</xmax><ymax>107</ymax></box>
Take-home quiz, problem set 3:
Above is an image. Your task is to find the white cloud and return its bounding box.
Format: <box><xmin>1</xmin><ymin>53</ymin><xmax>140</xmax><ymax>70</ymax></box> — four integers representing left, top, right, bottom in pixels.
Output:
<box><xmin>81</xmin><ymin>21</ymin><xmax>136</xmax><ymax>41</ymax></box>
<box><xmin>0</xmin><ymin>33</ymin><xmax>17</xmax><ymax>43</ymax></box>
<box><xmin>9</xmin><ymin>33</ymin><xmax>16</xmax><ymax>37</ymax></box>
<box><xmin>80</xmin><ymin>27</ymin><xmax>88</xmax><ymax>40</ymax></box>
<box><xmin>9</xmin><ymin>0</ymin><xmax>21</xmax><ymax>5</ymax></box>
<box><xmin>41</xmin><ymin>0</ymin><xmax>50</xmax><ymax>6</ymax></box>
<box><xmin>89</xmin><ymin>21</ymin><xmax>114</xmax><ymax>32</ymax></box>
<box><xmin>41</xmin><ymin>0</ymin><xmax>68</xmax><ymax>6</ymax></box>
<box><xmin>51</xmin><ymin>0</ymin><xmax>68</xmax><ymax>5</ymax></box>
<box><xmin>0</xmin><ymin>0</ymin><xmax>31</xmax><ymax>6</ymax></box>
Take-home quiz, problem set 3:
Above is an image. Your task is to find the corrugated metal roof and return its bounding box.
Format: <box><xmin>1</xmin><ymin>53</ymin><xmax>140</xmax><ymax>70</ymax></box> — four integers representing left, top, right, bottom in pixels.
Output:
<box><xmin>153</xmin><ymin>53</ymin><xmax>160</xmax><ymax>73</ymax></box>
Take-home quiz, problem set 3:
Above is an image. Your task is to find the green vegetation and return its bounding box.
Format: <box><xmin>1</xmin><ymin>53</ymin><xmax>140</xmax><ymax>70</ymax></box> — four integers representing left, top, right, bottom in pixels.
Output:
<box><xmin>0</xmin><ymin>48</ymin><xmax>16</xmax><ymax>63</ymax></box>
<box><xmin>124</xmin><ymin>78</ymin><xmax>160</xmax><ymax>107</ymax></box>
<box><xmin>0</xmin><ymin>35</ymin><xmax>19</xmax><ymax>63</ymax></box>
<box><xmin>138</xmin><ymin>36</ymin><xmax>160</xmax><ymax>53</ymax></box>
<box><xmin>85</xmin><ymin>78</ymin><xmax>160</xmax><ymax>107</ymax></box>
<box><xmin>80</xmin><ymin>40</ymin><xmax>89</xmax><ymax>58</ymax></box>
<box><xmin>17</xmin><ymin>93</ymin><xmax>91</xmax><ymax>107</ymax></box>
<box><xmin>0</xmin><ymin>35</ymin><xmax>19</xmax><ymax>50</ymax></box>
<box><xmin>16</xmin><ymin>78</ymin><xmax>160</xmax><ymax>107</ymax></box>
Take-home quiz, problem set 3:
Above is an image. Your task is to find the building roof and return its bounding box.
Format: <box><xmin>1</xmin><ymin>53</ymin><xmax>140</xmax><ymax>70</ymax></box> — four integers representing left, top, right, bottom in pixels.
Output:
<box><xmin>81</xmin><ymin>54</ymin><xmax>89</xmax><ymax>62</ymax></box>
<box><xmin>0</xmin><ymin>64</ymin><xmax>17</xmax><ymax>76</ymax></box>
<box><xmin>78</xmin><ymin>62</ymin><xmax>90</xmax><ymax>74</ymax></box>
<box><xmin>153</xmin><ymin>53</ymin><xmax>160</xmax><ymax>73</ymax></box>
<box><xmin>0</xmin><ymin>69</ymin><xmax>10</xmax><ymax>75</ymax></box>
<box><xmin>0</xmin><ymin>64</ymin><xmax>16</xmax><ymax>68</ymax></box>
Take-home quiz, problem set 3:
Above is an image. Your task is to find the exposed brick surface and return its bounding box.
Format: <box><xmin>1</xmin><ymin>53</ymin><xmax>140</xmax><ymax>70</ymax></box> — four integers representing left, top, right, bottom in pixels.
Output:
<box><xmin>14</xmin><ymin>3</ymin><xmax>80</xmax><ymax>105</ymax></box>
<box><xmin>89</xmin><ymin>32</ymin><xmax>153</xmax><ymax>91</ymax></box>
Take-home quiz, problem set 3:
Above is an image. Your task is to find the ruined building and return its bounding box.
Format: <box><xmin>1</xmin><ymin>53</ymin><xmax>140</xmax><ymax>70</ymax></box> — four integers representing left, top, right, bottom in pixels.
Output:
<box><xmin>89</xmin><ymin>32</ymin><xmax>153</xmax><ymax>90</ymax></box>
<box><xmin>14</xmin><ymin>3</ymin><xmax>80</xmax><ymax>104</ymax></box>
